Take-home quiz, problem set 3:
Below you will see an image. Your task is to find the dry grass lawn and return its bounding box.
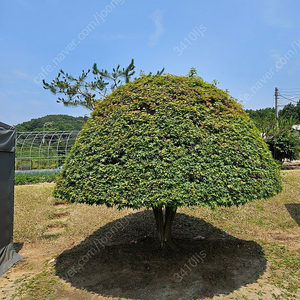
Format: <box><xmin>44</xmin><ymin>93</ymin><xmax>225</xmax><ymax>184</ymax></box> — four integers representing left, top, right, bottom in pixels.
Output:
<box><xmin>0</xmin><ymin>170</ymin><xmax>300</xmax><ymax>299</ymax></box>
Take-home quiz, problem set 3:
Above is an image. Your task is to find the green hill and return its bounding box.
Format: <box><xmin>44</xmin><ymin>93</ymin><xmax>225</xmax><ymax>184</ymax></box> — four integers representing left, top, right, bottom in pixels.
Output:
<box><xmin>15</xmin><ymin>115</ymin><xmax>88</xmax><ymax>132</ymax></box>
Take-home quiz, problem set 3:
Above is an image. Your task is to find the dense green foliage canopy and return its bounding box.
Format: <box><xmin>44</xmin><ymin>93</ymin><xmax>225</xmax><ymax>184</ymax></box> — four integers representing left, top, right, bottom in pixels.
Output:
<box><xmin>245</xmin><ymin>107</ymin><xmax>276</xmax><ymax>120</ymax></box>
<box><xmin>246</xmin><ymin>101</ymin><xmax>300</xmax><ymax>124</ymax></box>
<box><xmin>15</xmin><ymin>114</ymin><xmax>88</xmax><ymax>132</ymax></box>
<box><xmin>246</xmin><ymin>108</ymin><xmax>300</xmax><ymax>161</ymax></box>
<box><xmin>54</xmin><ymin>75</ymin><xmax>282</xmax><ymax>210</ymax></box>
<box><xmin>267</xmin><ymin>130</ymin><xmax>300</xmax><ymax>161</ymax></box>
<box><xmin>279</xmin><ymin>101</ymin><xmax>300</xmax><ymax>121</ymax></box>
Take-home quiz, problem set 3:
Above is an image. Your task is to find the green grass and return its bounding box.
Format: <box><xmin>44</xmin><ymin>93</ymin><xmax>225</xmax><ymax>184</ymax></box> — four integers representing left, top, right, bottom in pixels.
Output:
<box><xmin>5</xmin><ymin>169</ymin><xmax>300</xmax><ymax>299</ymax></box>
<box><xmin>14</xmin><ymin>170</ymin><xmax>59</xmax><ymax>185</ymax></box>
<box><xmin>263</xmin><ymin>243</ymin><xmax>300</xmax><ymax>299</ymax></box>
<box><xmin>10</xmin><ymin>270</ymin><xmax>63</xmax><ymax>300</ymax></box>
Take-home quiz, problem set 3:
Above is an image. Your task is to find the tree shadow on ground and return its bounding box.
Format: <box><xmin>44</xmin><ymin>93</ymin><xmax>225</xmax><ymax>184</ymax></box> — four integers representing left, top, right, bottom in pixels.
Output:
<box><xmin>13</xmin><ymin>242</ymin><xmax>23</xmax><ymax>253</ymax></box>
<box><xmin>55</xmin><ymin>210</ymin><xmax>266</xmax><ymax>300</ymax></box>
<box><xmin>285</xmin><ymin>204</ymin><xmax>300</xmax><ymax>226</ymax></box>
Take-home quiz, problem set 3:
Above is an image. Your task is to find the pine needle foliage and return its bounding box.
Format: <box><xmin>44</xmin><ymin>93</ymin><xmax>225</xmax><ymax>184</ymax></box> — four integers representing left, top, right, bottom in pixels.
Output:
<box><xmin>54</xmin><ymin>74</ymin><xmax>282</xmax><ymax>210</ymax></box>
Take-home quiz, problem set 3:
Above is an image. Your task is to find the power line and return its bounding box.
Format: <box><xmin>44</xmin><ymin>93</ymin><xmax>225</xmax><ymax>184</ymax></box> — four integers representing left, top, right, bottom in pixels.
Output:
<box><xmin>279</xmin><ymin>92</ymin><xmax>300</xmax><ymax>97</ymax></box>
<box><xmin>279</xmin><ymin>91</ymin><xmax>300</xmax><ymax>94</ymax></box>
<box><xmin>275</xmin><ymin>87</ymin><xmax>300</xmax><ymax>118</ymax></box>
<box><xmin>278</xmin><ymin>94</ymin><xmax>300</xmax><ymax>104</ymax></box>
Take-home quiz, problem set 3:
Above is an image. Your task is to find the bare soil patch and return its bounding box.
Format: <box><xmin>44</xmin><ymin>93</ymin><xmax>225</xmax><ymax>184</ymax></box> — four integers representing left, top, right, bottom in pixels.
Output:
<box><xmin>54</xmin><ymin>201</ymin><xmax>70</xmax><ymax>208</ymax></box>
<box><xmin>50</xmin><ymin>212</ymin><xmax>70</xmax><ymax>221</ymax></box>
<box><xmin>43</xmin><ymin>224</ymin><xmax>67</xmax><ymax>236</ymax></box>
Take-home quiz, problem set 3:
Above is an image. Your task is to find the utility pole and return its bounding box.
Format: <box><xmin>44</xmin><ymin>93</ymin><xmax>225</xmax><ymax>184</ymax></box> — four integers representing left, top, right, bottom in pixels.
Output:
<box><xmin>275</xmin><ymin>87</ymin><xmax>279</xmax><ymax>118</ymax></box>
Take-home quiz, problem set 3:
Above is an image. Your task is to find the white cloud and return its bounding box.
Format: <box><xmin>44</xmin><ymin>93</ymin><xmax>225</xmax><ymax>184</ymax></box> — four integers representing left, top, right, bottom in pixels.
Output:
<box><xmin>265</xmin><ymin>10</ymin><xmax>291</xmax><ymax>28</ymax></box>
<box><xmin>21</xmin><ymin>90</ymin><xmax>39</xmax><ymax>95</ymax></box>
<box><xmin>269</xmin><ymin>50</ymin><xmax>281</xmax><ymax>62</ymax></box>
<box><xmin>0</xmin><ymin>72</ymin><xmax>10</xmax><ymax>80</ymax></box>
<box><xmin>260</xmin><ymin>0</ymin><xmax>292</xmax><ymax>28</ymax></box>
<box><xmin>101</xmin><ymin>34</ymin><xmax>140</xmax><ymax>41</ymax></box>
<box><xmin>5</xmin><ymin>90</ymin><xmax>22</xmax><ymax>96</ymax></box>
<box><xmin>287</xmin><ymin>61</ymin><xmax>300</xmax><ymax>76</ymax></box>
<box><xmin>29</xmin><ymin>100</ymin><xmax>42</xmax><ymax>105</ymax></box>
<box><xmin>12</xmin><ymin>70</ymin><xmax>32</xmax><ymax>81</ymax></box>
<box><xmin>148</xmin><ymin>10</ymin><xmax>164</xmax><ymax>47</ymax></box>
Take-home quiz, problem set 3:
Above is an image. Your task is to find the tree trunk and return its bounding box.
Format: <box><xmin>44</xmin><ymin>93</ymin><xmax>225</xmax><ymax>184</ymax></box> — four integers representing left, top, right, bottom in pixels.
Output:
<box><xmin>152</xmin><ymin>206</ymin><xmax>177</xmax><ymax>250</ymax></box>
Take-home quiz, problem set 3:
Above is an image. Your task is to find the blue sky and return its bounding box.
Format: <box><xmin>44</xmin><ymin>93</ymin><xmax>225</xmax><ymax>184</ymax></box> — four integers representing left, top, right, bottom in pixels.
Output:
<box><xmin>1</xmin><ymin>0</ymin><xmax>300</xmax><ymax>126</ymax></box>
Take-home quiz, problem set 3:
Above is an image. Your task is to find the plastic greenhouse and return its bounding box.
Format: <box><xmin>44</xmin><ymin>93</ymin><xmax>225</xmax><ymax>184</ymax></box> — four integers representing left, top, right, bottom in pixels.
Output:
<box><xmin>16</xmin><ymin>130</ymin><xmax>80</xmax><ymax>170</ymax></box>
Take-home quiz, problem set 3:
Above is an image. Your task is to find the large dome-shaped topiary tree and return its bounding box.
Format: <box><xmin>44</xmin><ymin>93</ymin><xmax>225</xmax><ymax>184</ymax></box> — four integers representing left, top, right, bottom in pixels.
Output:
<box><xmin>54</xmin><ymin>74</ymin><xmax>282</xmax><ymax>249</ymax></box>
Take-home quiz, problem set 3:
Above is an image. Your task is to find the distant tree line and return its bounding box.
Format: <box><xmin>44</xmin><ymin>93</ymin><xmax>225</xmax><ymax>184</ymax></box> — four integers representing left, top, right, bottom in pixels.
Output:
<box><xmin>15</xmin><ymin>115</ymin><xmax>88</xmax><ymax>132</ymax></box>
<box><xmin>245</xmin><ymin>101</ymin><xmax>300</xmax><ymax>161</ymax></box>
<box><xmin>245</xmin><ymin>99</ymin><xmax>300</xmax><ymax>122</ymax></box>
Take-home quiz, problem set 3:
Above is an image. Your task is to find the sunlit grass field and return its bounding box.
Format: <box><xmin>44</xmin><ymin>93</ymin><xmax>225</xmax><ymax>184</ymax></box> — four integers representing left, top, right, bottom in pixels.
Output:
<box><xmin>1</xmin><ymin>170</ymin><xmax>299</xmax><ymax>300</ymax></box>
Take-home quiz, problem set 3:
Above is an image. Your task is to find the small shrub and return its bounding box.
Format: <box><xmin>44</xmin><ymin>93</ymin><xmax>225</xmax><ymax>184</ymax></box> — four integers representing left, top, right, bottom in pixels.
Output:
<box><xmin>266</xmin><ymin>130</ymin><xmax>300</xmax><ymax>161</ymax></box>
